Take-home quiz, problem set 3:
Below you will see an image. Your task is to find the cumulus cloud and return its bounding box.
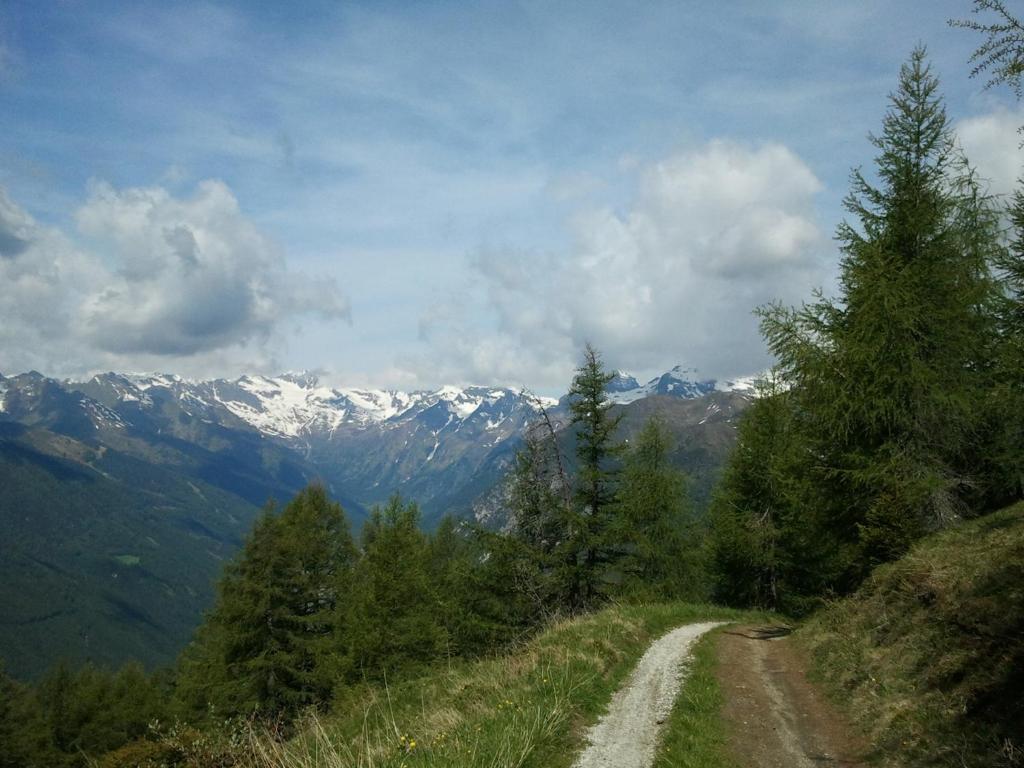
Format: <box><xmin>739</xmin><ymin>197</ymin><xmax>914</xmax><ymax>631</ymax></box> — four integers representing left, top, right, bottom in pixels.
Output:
<box><xmin>957</xmin><ymin>107</ymin><xmax>1024</xmax><ymax>198</ymax></box>
<box><xmin>416</xmin><ymin>140</ymin><xmax>830</xmax><ymax>386</ymax></box>
<box><xmin>0</xmin><ymin>181</ymin><xmax>348</xmax><ymax>376</ymax></box>
<box><xmin>0</xmin><ymin>189</ymin><xmax>33</xmax><ymax>258</ymax></box>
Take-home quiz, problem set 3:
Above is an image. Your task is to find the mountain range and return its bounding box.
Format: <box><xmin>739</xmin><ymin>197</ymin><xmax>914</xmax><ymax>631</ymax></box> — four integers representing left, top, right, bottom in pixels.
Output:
<box><xmin>0</xmin><ymin>365</ymin><xmax>755</xmax><ymax>677</ymax></box>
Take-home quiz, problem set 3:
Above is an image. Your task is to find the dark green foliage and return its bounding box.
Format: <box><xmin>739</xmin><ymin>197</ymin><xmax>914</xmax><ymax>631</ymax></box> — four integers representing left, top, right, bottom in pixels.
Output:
<box><xmin>0</xmin><ymin>659</ymin><xmax>172</xmax><ymax>768</ymax></box>
<box><xmin>979</xmin><ymin>188</ymin><xmax>1024</xmax><ymax>507</ymax></box>
<box><xmin>611</xmin><ymin>418</ymin><xmax>702</xmax><ymax>601</ymax></box>
<box><xmin>502</xmin><ymin>417</ymin><xmax>575</xmax><ymax>613</ymax></box>
<box><xmin>430</xmin><ymin>518</ymin><xmax>541</xmax><ymax>655</ymax></box>
<box><xmin>500</xmin><ymin>349</ymin><xmax>710</xmax><ymax>614</ymax></box>
<box><xmin>0</xmin><ymin>662</ymin><xmax>56</xmax><ymax>768</ymax></box>
<box><xmin>175</xmin><ymin>484</ymin><xmax>355</xmax><ymax>718</ymax></box>
<box><xmin>758</xmin><ymin>48</ymin><xmax>1000</xmax><ymax>586</ymax></box>
<box><xmin>39</xmin><ymin>662</ymin><xmax>168</xmax><ymax>763</ymax></box>
<box><xmin>708</xmin><ymin>379</ymin><xmax>837</xmax><ymax>615</ymax></box>
<box><xmin>569</xmin><ymin>345</ymin><xmax>622</xmax><ymax>523</ymax></box>
<box><xmin>566</xmin><ymin>343</ymin><xmax>623</xmax><ymax>608</ymax></box>
<box><xmin>347</xmin><ymin>495</ymin><xmax>446</xmax><ymax>680</ymax></box>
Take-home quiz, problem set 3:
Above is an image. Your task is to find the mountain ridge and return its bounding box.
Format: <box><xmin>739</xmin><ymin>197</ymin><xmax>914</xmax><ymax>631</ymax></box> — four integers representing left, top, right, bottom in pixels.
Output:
<box><xmin>0</xmin><ymin>364</ymin><xmax>756</xmax><ymax>677</ymax></box>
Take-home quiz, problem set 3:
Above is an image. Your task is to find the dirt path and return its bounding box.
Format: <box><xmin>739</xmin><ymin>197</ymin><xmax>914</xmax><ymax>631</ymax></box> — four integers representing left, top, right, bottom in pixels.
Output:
<box><xmin>716</xmin><ymin>625</ymin><xmax>866</xmax><ymax>767</ymax></box>
<box><xmin>572</xmin><ymin>621</ymin><xmax>724</xmax><ymax>768</ymax></box>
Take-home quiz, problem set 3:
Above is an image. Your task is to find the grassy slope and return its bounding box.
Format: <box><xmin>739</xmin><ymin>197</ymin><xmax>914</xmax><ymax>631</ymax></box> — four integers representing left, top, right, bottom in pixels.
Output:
<box><xmin>799</xmin><ymin>503</ymin><xmax>1024</xmax><ymax>767</ymax></box>
<box><xmin>251</xmin><ymin>603</ymin><xmax>767</xmax><ymax>768</ymax></box>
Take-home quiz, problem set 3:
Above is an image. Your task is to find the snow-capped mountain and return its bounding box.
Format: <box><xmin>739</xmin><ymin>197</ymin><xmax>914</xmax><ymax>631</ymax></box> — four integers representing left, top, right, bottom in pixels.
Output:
<box><xmin>0</xmin><ymin>363</ymin><xmax>754</xmax><ymax>677</ymax></box>
<box><xmin>0</xmin><ymin>364</ymin><xmax>755</xmax><ymax>526</ymax></box>
<box><xmin>69</xmin><ymin>371</ymin><xmax>561</xmax><ymax>442</ymax></box>
<box><xmin>605</xmin><ymin>365</ymin><xmax>757</xmax><ymax>404</ymax></box>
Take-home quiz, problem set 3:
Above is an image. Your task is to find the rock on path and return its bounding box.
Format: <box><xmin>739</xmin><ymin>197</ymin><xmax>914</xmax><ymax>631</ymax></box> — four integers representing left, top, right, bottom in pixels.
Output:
<box><xmin>572</xmin><ymin>621</ymin><xmax>725</xmax><ymax>768</ymax></box>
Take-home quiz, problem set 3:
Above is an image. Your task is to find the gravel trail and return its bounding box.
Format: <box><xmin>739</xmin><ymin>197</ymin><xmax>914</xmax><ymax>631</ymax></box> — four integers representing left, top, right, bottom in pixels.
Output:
<box><xmin>572</xmin><ymin>621</ymin><xmax>725</xmax><ymax>768</ymax></box>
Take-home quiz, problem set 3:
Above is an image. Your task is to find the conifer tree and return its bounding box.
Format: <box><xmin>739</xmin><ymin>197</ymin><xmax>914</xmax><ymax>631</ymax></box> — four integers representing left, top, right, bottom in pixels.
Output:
<box><xmin>346</xmin><ymin>495</ymin><xmax>445</xmax><ymax>679</ymax></box>
<box><xmin>951</xmin><ymin>1</ymin><xmax>1024</xmax><ymax>99</ymax></box>
<box><xmin>952</xmin><ymin>2</ymin><xmax>1024</xmax><ymax>508</ymax></box>
<box><xmin>565</xmin><ymin>343</ymin><xmax>622</xmax><ymax>607</ymax></box>
<box><xmin>759</xmin><ymin>47</ymin><xmax>1000</xmax><ymax>579</ymax></box>
<box><xmin>429</xmin><ymin>518</ymin><xmax>533</xmax><ymax>655</ymax></box>
<box><xmin>988</xmin><ymin>189</ymin><xmax>1024</xmax><ymax>501</ymax></box>
<box><xmin>0</xmin><ymin>662</ymin><xmax>55</xmax><ymax>768</ymax></box>
<box><xmin>611</xmin><ymin>418</ymin><xmax>699</xmax><ymax>601</ymax></box>
<box><xmin>175</xmin><ymin>484</ymin><xmax>355</xmax><ymax>718</ymax></box>
<box><xmin>708</xmin><ymin>378</ymin><xmax>833</xmax><ymax>613</ymax></box>
<box><xmin>504</xmin><ymin>419</ymin><xmax>573</xmax><ymax>611</ymax></box>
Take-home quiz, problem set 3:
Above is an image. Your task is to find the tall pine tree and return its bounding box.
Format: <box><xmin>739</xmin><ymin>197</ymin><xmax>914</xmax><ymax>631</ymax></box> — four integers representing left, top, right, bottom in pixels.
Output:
<box><xmin>708</xmin><ymin>377</ymin><xmax>833</xmax><ymax>614</ymax></box>
<box><xmin>566</xmin><ymin>343</ymin><xmax>622</xmax><ymax>608</ymax></box>
<box><xmin>346</xmin><ymin>495</ymin><xmax>445</xmax><ymax>679</ymax></box>
<box><xmin>175</xmin><ymin>484</ymin><xmax>355</xmax><ymax>718</ymax></box>
<box><xmin>611</xmin><ymin>417</ymin><xmax>700</xmax><ymax>601</ymax></box>
<box><xmin>759</xmin><ymin>47</ymin><xmax>1000</xmax><ymax>580</ymax></box>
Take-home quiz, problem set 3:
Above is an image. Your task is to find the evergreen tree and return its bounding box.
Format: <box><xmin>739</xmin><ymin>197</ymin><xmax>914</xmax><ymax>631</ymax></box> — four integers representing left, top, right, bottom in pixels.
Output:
<box><xmin>986</xmin><ymin>188</ymin><xmax>1024</xmax><ymax>502</ymax></box>
<box><xmin>346</xmin><ymin>495</ymin><xmax>445</xmax><ymax>679</ymax></box>
<box><xmin>504</xmin><ymin>418</ymin><xmax>574</xmax><ymax>611</ymax></box>
<box><xmin>429</xmin><ymin>518</ymin><xmax>534</xmax><ymax>655</ymax></box>
<box><xmin>952</xmin><ymin>2</ymin><xmax>1024</xmax><ymax>508</ymax></box>
<box><xmin>759</xmin><ymin>48</ymin><xmax>1000</xmax><ymax>581</ymax></box>
<box><xmin>611</xmin><ymin>418</ymin><xmax>700</xmax><ymax>601</ymax></box>
<box><xmin>176</xmin><ymin>484</ymin><xmax>356</xmax><ymax>718</ymax></box>
<box><xmin>0</xmin><ymin>662</ymin><xmax>56</xmax><ymax>768</ymax></box>
<box><xmin>708</xmin><ymin>378</ymin><xmax>833</xmax><ymax>614</ymax></box>
<box><xmin>565</xmin><ymin>343</ymin><xmax>622</xmax><ymax>608</ymax></box>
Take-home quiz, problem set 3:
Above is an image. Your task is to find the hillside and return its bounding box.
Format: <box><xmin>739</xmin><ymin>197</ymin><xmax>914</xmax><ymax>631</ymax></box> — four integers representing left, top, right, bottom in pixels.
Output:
<box><xmin>0</xmin><ymin>367</ymin><xmax>753</xmax><ymax>679</ymax></box>
<box><xmin>108</xmin><ymin>603</ymin><xmax>765</xmax><ymax>768</ymax></box>
<box><xmin>0</xmin><ymin>423</ymin><xmax>266</xmax><ymax>678</ymax></box>
<box><xmin>799</xmin><ymin>504</ymin><xmax>1024</xmax><ymax>767</ymax></box>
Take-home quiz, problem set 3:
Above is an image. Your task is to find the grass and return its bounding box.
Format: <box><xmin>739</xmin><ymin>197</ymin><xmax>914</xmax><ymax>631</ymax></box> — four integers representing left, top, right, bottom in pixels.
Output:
<box><xmin>798</xmin><ymin>503</ymin><xmax>1024</xmax><ymax>768</ymax></box>
<box><xmin>652</xmin><ymin>626</ymin><xmax>740</xmax><ymax>768</ymax></box>
<box><xmin>241</xmin><ymin>603</ymin><xmax>767</xmax><ymax>768</ymax></box>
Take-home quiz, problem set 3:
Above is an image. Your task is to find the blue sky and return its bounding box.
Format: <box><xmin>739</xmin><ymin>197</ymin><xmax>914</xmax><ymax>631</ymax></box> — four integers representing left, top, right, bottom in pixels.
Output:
<box><xmin>1</xmin><ymin>1</ymin><xmax>1022</xmax><ymax>392</ymax></box>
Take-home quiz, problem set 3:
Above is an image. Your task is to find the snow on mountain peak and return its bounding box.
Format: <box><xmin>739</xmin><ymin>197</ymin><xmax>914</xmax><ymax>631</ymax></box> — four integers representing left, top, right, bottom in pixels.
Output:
<box><xmin>605</xmin><ymin>366</ymin><xmax>754</xmax><ymax>404</ymax></box>
<box><xmin>278</xmin><ymin>371</ymin><xmax>319</xmax><ymax>388</ymax></box>
<box><xmin>607</xmin><ymin>370</ymin><xmax>641</xmax><ymax>392</ymax></box>
<box><xmin>49</xmin><ymin>366</ymin><xmax>756</xmax><ymax>443</ymax></box>
<box><xmin>716</xmin><ymin>375</ymin><xmax>759</xmax><ymax>394</ymax></box>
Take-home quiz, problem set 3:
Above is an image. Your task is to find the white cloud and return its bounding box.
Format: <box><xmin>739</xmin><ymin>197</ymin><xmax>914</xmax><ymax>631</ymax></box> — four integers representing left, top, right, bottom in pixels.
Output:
<box><xmin>0</xmin><ymin>181</ymin><xmax>348</xmax><ymax>377</ymax></box>
<box><xmin>416</xmin><ymin>140</ymin><xmax>830</xmax><ymax>387</ymax></box>
<box><xmin>957</xmin><ymin>107</ymin><xmax>1024</xmax><ymax>198</ymax></box>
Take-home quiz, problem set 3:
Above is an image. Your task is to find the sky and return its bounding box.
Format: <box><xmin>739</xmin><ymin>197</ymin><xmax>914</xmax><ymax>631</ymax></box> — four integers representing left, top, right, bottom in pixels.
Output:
<box><xmin>1</xmin><ymin>0</ymin><xmax>1022</xmax><ymax>393</ymax></box>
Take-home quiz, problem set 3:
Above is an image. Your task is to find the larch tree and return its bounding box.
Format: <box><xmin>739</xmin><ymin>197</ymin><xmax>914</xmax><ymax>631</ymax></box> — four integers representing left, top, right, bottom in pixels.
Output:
<box><xmin>566</xmin><ymin>343</ymin><xmax>622</xmax><ymax>608</ymax></box>
<box><xmin>611</xmin><ymin>417</ymin><xmax>699</xmax><ymax>601</ymax></box>
<box><xmin>175</xmin><ymin>484</ymin><xmax>356</xmax><ymax>718</ymax></box>
<box><xmin>346</xmin><ymin>495</ymin><xmax>445</xmax><ymax>679</ymax></box>
<box><xmin>708</xmin><ymin>377</ymin><xmax>833</xmax><ymax>614</ymax></box>
<box><xmin>759</xmin><ymin>47</ymin><xmax>1000</xmax><ymax>580</ymax></box>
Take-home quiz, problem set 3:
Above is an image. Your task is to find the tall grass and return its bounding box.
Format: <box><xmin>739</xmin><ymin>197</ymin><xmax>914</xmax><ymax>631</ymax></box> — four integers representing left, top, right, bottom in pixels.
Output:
<box><xmin>235</xmin><ymin>603</ymin><xmax>761</xmax><ymax>768</ymax></box>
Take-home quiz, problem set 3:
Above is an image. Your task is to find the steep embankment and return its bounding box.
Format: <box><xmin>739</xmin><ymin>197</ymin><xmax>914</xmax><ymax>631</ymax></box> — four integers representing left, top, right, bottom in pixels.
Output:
<box><xmin>799</xmin><ymin>504</ymin><xmax>1024</xmax><ymax>767</ymax></box>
